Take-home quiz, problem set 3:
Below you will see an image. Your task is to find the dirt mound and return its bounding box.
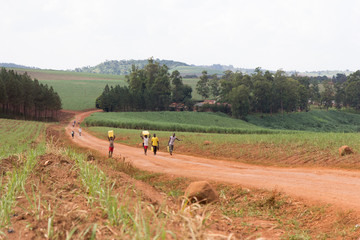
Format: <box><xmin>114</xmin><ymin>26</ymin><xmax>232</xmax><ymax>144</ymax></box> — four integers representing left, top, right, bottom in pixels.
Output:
<box><xmin>339</xmin><ymin>145</ymin><xmax>354</xmax><ymax>156</ymax></box>
<box><xmin>185</xmin><ymin>181</ymin><xmax>218</xmax><ymax>204</ymax></box>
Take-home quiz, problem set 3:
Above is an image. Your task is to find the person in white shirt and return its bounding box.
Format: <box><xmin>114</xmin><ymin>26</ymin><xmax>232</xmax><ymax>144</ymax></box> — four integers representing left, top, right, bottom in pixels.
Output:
<box><xmin>168</xmin><ymin>133</ymin><xmax>181</xmax><ymax>155</ymax></box>
<box><xmin>140</xmin><ymin>133</ymin><xmax>149</xmax><ymax>155</ymax></box>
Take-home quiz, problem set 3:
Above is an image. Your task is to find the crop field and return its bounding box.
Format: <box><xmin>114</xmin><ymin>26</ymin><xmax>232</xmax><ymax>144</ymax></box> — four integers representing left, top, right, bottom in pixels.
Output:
<box><xmin>0</xmin><ymin>119</ymin><xmax>46</xmax><ymax>159</ymax></box>
<box><xmin>83</xmin><ymin>111</ymin><xmax>282</xmax><ymax>134</ymax></box>
<box><xmin>247</xmin><ymin>109</ymin><xmax>360</xmax><ymax>132</ymax></box>
<box><xmin>11</xmin><ymin>68</ymin><xmax>127</xmax><ymax>110</ymax></box>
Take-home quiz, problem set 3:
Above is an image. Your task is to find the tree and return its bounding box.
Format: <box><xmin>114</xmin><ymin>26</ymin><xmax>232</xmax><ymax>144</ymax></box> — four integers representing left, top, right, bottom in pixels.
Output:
<box><xmin>273</xmin><ymin>70</ymin><xmax>288</xmax><ymax>114</ymax></box>
<box><xmin>170</xmin><ymin>70</ymin><xmax>192</xmax><ymax>104</ymax></box>
<box><xmin>209</xmin><ymin>74</ymin><xmax>220</xmax><ymax>98</ymax></box>
<box><xmin>343</xmin><ymin>71</ymin><xmax>360</xmax><ymax>110</ymax></box>
<box><xmin>332</xmin><ymin>73</ymin><xmax>347</xmax><ymax>84</ymax></box>
<box><xmin>228</xmin><ymin>85</ymin><xmax>250</xmax><ymax>118</ymax></box>
<box><xmin>252</xmin><ymin>71</ymin><xmax>273</xmax><ymax>113</ymax></box>
<box><xmin>334</xmin><ymin>82</ymin><xmax>345</xmax><ymax>109</ymax></box>
<box><xmin>0</xmin><ymin>69</ymin><xmax>7</xmax><ymax>113</ymax></box>
<box><xmin>321</xmin><ymin>82</ymin><xmax>335</xmax><ymax>110</ymax></box>
<box><xmin>196</xmin><ymin>71</ymin><xmax>210</xmax><ymax>99</ymax></box>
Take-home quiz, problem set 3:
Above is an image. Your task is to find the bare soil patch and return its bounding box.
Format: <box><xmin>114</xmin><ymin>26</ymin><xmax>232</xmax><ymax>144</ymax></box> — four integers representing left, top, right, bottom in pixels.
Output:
<box><xmin>6</xmin><ymin>153</ymin><xmax>111</xmax><ymax>239</ymax></box>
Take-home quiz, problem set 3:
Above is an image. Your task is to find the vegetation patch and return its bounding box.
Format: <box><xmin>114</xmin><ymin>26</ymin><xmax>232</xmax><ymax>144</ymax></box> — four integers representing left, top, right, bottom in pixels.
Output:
<box><xmin>84</xmin><ymin>111</ymin><xmax>281</xmax><ymax>134</ymax></box>
<box><xmin>247</xmin><ymin>109</ymin><xmax>360</xmax><ymax>132</ymax></box>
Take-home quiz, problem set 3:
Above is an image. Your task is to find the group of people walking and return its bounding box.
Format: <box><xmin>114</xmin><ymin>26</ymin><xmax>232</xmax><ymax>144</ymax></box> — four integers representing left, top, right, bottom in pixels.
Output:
<box><xmin>71</xmin><ymin>120</ymin><xmax>81</xmax><ymax>139</ymax></box>
<box><xmin>70</xmin><ymin>118</ymin><xmax>182</xmax><ymax>158</ymax></box>
<box><xmin>140</xmin><ymin>132</ymin><xmax>181</xmax><ymax>156</ymax></box>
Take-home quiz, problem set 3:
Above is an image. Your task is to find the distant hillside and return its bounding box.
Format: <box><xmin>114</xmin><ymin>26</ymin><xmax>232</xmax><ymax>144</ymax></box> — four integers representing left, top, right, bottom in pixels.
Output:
<box><xmin>74</xmin><ymin>59</ymin><xmax>261</xmax><ymax>76</ymax></box>
<box><xmin>0</xmin><ymin>63</ymin><xmax>39</xmax><ymax>69</ymax></box>
<box><xmin>74</xmin><ymin>59</ymin><xmax>189</xmax><ymax>75</ymax></box>
<box><xmin>296</xmin><ymin>70</ymin><xmax>353</xmax><ymax>78</ymax></box>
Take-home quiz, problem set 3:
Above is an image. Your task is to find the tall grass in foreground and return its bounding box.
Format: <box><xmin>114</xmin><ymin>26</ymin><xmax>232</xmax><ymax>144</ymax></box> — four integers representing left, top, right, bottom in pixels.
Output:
<box><xmin>0</xmin><ymin>144</ymin><xmax>46</xmax><ymax>228</ymax></box>
<box><xmin>0</xmin><ymin>119</ymin><xmax>46</xmax><ymax>228</ymax></box>
<box><xmin>56</xmin><ymin>145</ymin><xmax>229</xmax><ymax>239</ymax></box>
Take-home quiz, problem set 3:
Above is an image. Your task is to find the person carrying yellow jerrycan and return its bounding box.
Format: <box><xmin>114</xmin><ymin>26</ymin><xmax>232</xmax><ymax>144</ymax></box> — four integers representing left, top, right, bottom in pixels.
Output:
<box><xmin>108</xmin><ymin>130</ymin><xmax>115</xmax><ymax>157</ymax></box>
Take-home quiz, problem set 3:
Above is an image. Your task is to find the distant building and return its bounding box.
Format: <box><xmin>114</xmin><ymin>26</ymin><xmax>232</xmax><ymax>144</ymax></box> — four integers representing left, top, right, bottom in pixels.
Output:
<box><xmin>169</xmin><ymin>102</ymin><xmax>187</xmax><ymax>111</ymax></box>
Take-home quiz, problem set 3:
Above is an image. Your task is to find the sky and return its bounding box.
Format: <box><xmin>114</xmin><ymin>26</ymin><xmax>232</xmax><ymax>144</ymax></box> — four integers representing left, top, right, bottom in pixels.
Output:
<box><xmin>1</xmin><ymin>0</ymin><xmax>360</xmax><ymax>72</ymax></box>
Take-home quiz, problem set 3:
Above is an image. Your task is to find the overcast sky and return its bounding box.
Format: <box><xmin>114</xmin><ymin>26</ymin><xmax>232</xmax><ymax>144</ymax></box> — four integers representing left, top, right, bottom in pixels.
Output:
<box><xmin>1</xmin><ymin>0</ymin><xmax>359</xmax><ymax>71</ymax></box>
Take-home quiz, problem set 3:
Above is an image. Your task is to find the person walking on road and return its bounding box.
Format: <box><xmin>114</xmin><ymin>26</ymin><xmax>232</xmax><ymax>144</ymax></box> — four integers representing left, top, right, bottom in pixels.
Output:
<box><xmin>140</xmin><ymin>133</ymin><xmax>149</xmax><ymax>155</ymax></box>
<box><xmin>151</xmin><ymin>133</ymin><xmax>159</xmax><ymax>155</ymax></box>
<box><xmin>78</xmin><ymin>127</ymin><xmax>82</xmax><ymax>136</ymax></box>
<box><xmin>71</xmin><ymin>130</ymin><xmax>74</xmax><ymax>139</ymax></box>
<box><xmin>168</xmin><ymin>133</ymin><xmax>181</xmax><ymax>155</ymax></box>
<box><xmin>108</xmin><ymin>135</ymin><xmax>116</xmax><ymax>157</ymax></box>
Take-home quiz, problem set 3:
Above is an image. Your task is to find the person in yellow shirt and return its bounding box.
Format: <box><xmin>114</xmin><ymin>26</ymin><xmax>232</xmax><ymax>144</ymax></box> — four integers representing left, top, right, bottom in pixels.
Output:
<box><xmin>151</xmin><ymin>133</ymin><xmax>160</xmax><ymax>155</ymax></box>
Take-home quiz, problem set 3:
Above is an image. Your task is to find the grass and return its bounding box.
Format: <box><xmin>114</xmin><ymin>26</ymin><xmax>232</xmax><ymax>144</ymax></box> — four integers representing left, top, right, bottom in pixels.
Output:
<box><xmin>84</xmin><ymin>109</ymin><xmax>360</xmax><ymax>135</ymax></box>
<box><xmin>0</xmin><ymin>118</ymin><xmax>46</xmax><ymax>227</ymax></box>
<box><xmin>57</xmin><ymin>146</ymin><xmax>219</xmax><ymax>239</ymax></box>
<box><xmin>84</xmin><ymin>111</ymin><xmax>281</xmax><ymax>134</ymax></box>
<box><xmin>10</xmin><ymin>68</ymin><xmax>127</xmax><ymax>110</ymax></box>
<box><xmin>247</xmin><ymin>109</ymin><xmax>360</xmax><ymax>132</ymax></box>
<box><xmin>0</xmin><ymin>119</ymin><xmax>46</xmax><ymax>160</ymax></box>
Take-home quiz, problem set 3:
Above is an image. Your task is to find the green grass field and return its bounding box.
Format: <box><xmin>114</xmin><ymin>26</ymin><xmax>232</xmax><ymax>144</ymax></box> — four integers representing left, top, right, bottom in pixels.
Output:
<box><xmin>84</xmin><ymin>109</ymin><xmax>360</xmax><ymax>134</ymax></box>
<box><xmin>0</xmin><ymin>119</ymin><xmax>46</xmax><ymax>159</ymax></box>
<box><xmin>83</xmin><ymin>111</ymin><xmax>282</xmax><ymax>134</ymax></box>
<box><xmin>247</xmin><ymin>109</ymin><xmax>360</xmax><ymax>132</ymax></box>
<box><xmin>11</xmin><ymin>68</ymin><xmax>127</xmax><ymax>110</ymax></box>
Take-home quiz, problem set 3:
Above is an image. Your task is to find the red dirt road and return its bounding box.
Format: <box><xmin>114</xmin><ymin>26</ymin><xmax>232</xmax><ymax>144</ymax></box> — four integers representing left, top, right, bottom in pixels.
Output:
<box><xmin>67</xmin><ymin>110</ymin><xmax>360</xmax><ymax>211</ymax></box>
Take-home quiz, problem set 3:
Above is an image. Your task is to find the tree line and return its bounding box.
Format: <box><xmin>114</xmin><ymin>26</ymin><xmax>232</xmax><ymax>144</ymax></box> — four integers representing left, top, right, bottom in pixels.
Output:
<box><xmin>322</xmin><ymin>71</ymin><xmax>360</xmax><ymax>110</ymax></box>
<box><xmin>96</xmin><ymin>59</ymin><xmax>360</xmax><ymax>118</ymax></box>
<box><xmin>196</xmin><ymin>68</ymin><xmax>320</xmax><ymax>118</ymax></box>
<box><xmin>0</xmin><ymin>68</ymin><xmax>62</xmax><ymax>120</ymax></box>
<box><xmin>96</xmin><ymin>58</ymin><xmax>192</xmax><ymax>112</ymax></box>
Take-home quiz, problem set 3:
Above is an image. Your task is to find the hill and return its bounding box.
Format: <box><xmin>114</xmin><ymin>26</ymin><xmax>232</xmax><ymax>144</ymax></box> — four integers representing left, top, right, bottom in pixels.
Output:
<box><xmin>74</xmin><ymin>59</ymin><xmax>258</xmax><ymax>76</ymax></box>
<box><xmin>74</xmin><ymin>59</ymin><xmax>189</xmax><ymax>75</ymax></box>
<box><xmin>0</xmin><ymin>62</ymin><xmax>39</xmax><ymax>69</ymax></box>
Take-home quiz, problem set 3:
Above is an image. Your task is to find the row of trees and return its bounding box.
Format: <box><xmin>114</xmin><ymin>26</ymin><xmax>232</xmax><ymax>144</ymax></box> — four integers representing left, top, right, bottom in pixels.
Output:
<box><xmin>96</xmin><ymin>59</ymin><xmax>192</xmax><ymax>112</ymax></box>
<box><xmin>96</xmin><ymin>58</ymin><xmax>360</xmax><ymax>119</ymax></box>
<box><xmin>196</xmin><ymin>68</ymin><xmax>320</xmax><ymax>118</ymax></box>
<box><xmin>0</xmin><ymin>68</ymin><xmax>62</xmax><ymax>120</ymax></box>
<box><xmin>321</xmin><ymin>71</ymin><xmax>360</xmax><ymax>110</ymax></box>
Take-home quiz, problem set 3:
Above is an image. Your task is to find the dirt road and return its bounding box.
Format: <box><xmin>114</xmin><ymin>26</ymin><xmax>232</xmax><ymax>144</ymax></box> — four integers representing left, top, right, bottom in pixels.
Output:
<box><xmin>66</xmin><ymin>110</ymin><xmax>360</xmax><ymax>211</ymax></box>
